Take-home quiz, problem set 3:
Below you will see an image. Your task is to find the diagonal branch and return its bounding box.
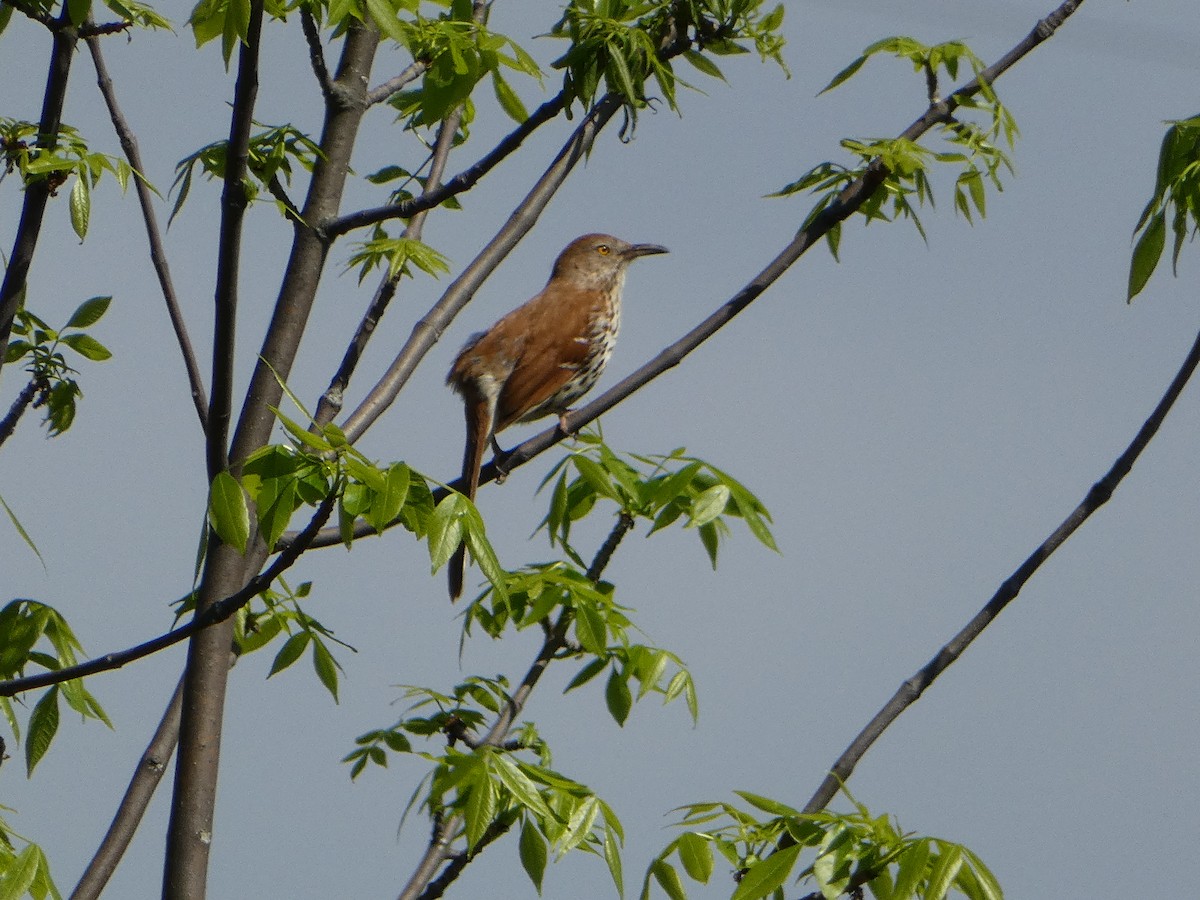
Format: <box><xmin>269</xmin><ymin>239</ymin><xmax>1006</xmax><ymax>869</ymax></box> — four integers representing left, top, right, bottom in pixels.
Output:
<box><xmin>366</xmin><ymin>61</ymin><xmax>428</xmax><ymax>107</ymax></box>
<box><xmin>799</xmin><ymin>319</ymin><xmax>1200</xmax><ymax>816</ymax></box>
<box><xmin>299</xmin><ymin>7</ymin><xmax>334</xmax><ymax>97</ymax></box>
<box><xmin>71</xmin><ymin>676</ymin><xmax>185</xmax><ymax>900</ymax></box>
<box><xmin>85</xmin><ymin>32</ymin><xmax>209</xmax><ymax>429</ymax></box>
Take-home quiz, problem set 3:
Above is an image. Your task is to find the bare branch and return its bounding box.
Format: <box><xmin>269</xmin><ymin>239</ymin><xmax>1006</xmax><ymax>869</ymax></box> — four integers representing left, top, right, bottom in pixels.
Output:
<box><xmin>801</xmin><ymin>319</ymin><xmax>1200</xmax><ymax>815</ymax></box>
<box><xmin>205</xmin><ymin>1</ymin><xmax>265</xmax><ymax>477</ymax></box>
<box><xmin>85</xmin><ymin>32</ymin><xmax>210</xmax><ymax>429</ymax></box>
<box><xmin>299</xmin><ymin>7</ymin><xmax>334</xmax><ymax>97</ymax></box>
<box><xmin>367</xmin><ymin>61</ymin><xmax>427</xmax><ymax>107</ymax></box>
<box><xmin>0</xmin><ymin>379</ymin><xmax>39</xmax><ymax>448</ymax></box>
<box><xmin>71</xmin><ymin>677</ymin><xmax>184</xmax><ymax>900</ymax></box>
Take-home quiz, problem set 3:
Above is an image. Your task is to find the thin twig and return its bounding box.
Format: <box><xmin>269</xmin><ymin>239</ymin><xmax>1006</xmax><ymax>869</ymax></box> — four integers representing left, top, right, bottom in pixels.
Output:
<box><xmin>799</xmin><ymin>320</ymin><xmax>1200</xmax><ymax>816</ymax></box>
<box><xmin>299</xmin><ymin>8</ymin><xmax>334</xmax><ymax>97</ymax></box>
<box><xmin>323</xmin><ymin>92</ymin><xmax>567</xmax><ymax>238</ymax></box>
<box><xmin>85</xmin><ymin>32</ymin><xmax>210</xmax><ymax>429</ymax></box>
<box><xmin>0</xmin><ymin>379</ymin><xmax>38</xmax><ymax>449</ymax></box>
<box><xmin>366</xmin><ymin>61</ymin><xmax>428</xmax><ymax>107</ymax></box>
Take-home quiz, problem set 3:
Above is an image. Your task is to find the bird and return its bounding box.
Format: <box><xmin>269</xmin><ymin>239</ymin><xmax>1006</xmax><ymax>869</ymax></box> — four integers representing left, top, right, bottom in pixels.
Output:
<box><xmin>445</xmin><ymin>233</ymin><xmax>669</xmax><ymax>599</ymax></box>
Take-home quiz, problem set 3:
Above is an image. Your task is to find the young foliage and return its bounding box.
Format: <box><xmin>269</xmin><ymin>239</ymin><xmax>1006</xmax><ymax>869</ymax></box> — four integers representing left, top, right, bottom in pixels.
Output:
<box><xmin>344</xmin><ymin>679</ymin><xmax>627</xmax><ymax>894</ymax></box>
<box><xmin>0</xmin><ymin>600</ymin><xmax>111</xmax><ymax>776</ymax></box>
<box><xmin>0</xmin><ymin>809</ymin><xmax>63</xmax><ymax>900</ymax></box>
<box><xmin>170</xmin><ymin>124</ymin><xmax>324</xmax><ymax>224</ymax></box>
<box><xmin>644</xmin><ymin>792</ymin><xmax>1001</xmax><ymax>900</ymax></box>
<box><xmin>2</xmin><ymin>297</ymin><xmax>113</xmax><ymax>436</ymax></box>
<box><xmin>776</xmin><ymin>37</ymin><xmax>1018</xmax><ymax>259</ymax></box>
<box><xmin>0</xmin><ymin>119</ymin><xmax>136</xmax><ymax>241</ymax></box>
<box><xmin>537</xmin><ymin>434</ymin><xmax>777</xmax><ymax>569</ymax></box>
<box><xmin>345</xmin><ymin>229</ymin><xmax>450</xmax><ymax>284</ymax></box>
<box><xmin>1128</xmin><ymin>114</ymin><xmax>1200</xmax><ymax>301</ymax></box>
<box><xmin>550</xmin><ymin>0</ymin><xmax>788</xmax><ymax>126</ymax></box>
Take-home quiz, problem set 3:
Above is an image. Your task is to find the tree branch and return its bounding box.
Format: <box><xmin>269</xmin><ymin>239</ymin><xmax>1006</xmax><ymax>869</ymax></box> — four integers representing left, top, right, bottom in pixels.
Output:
<box><xmin>366</xmin><ymin>61</ymin><xmax>427</xmax><ymax>107</ymax></box>
<box><xmin>299</xmin><ymin>7</ymin><xmax>334</xmax><ymax>98</ymax></box>
<box><xmin>71</xmin><ymin>676</ymin><xmax>185</xmax><ymax>900</ymax></box>
<box><xmin>0</xmin><ymin>7</ymin><xmax>78</xmax><ymax>376</ymax></box>
<box><xmin>323</xmin><ymin>91</ymin><xmax>567</xmax><ymax>239</ymax></box>
<box><xmin>205</xmin><ymin>0</ymin><xmax>264</xmax><ymax>478</ymax></box>
<box><xmin>85</xmin><ymin>32</ymin><xmax>210</xmax><ymax>430</ymax></box>
<box><xmin>799</xmin><ymin>318</ymin><xmax>1200</xmax><ymax>817</ymax></box>
<box><xmin>0</xmin><ymin>378</ymin><xmax>39</xmax><ymax>449</ymax></box>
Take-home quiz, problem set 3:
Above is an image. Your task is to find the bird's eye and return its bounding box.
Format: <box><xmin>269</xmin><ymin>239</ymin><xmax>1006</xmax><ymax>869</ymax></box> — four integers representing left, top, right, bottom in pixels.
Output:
<box><xmin>596</xmin><ymin>244</ymin><xmax>610</xmax><ymax>255</ymax></box>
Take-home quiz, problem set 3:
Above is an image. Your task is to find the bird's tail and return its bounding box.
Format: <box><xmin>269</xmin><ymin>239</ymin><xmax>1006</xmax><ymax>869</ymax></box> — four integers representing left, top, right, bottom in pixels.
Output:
<box><xmin>448</xmin><ymin>397</ymin><xmax>491</xmax><ymax>600</ymax></box>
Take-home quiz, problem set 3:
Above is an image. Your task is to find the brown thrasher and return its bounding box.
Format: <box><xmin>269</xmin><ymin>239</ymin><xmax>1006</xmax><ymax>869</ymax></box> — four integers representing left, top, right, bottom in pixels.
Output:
<box><xmin>445</xmin><ymin>233</ymin><xmax>668</xmax><ymax>599</ymax></box>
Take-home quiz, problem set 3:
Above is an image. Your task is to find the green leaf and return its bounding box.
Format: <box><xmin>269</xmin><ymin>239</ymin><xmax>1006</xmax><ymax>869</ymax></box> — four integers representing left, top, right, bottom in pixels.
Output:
<box><xmin>731</xmin><ymin>844</ymin><xmax>801</xmax><ymax>900</ymax></box>
<box><xmin>491</xmin><ymin>754</ymin><xmax>554</xmax><ymax>820</ymax></box>
<box><xmin>604</xmin><ymin>668</ymin><xmax>632</xmax><ymax>726</ymax></box>
<box><xmin>962</xmin><ymin>848</ymin><xmax>1003</xmax><ymax>900</ymax></box>
<box><xmin>492</xmin><ymin>70</ymin><xmax>528</xmax><ymax>123</ymax></box>
<box><xmin>650</xmin><ymin>860</ymin><xmax>687</xmax><ymax>900</ymax></box>
<box><xmin>0</xmin><ymin>493</ymin><xmax>44</xmax><ymax>566</ymax></box>
<box><xmin>560</xmin><ymin>796</ymin><xmax>600</xmax><ymax>853</ymax></box>
<box><xmin>819</xmin><ymin>54</ymin><xmax>867</xmax><ymax>94</ymax></box>
<box><xmin>925</xmin><ymin>843</ymin><xmax>964</xmax><ymax>900</ymax></box>
<box><xmin>519</xmin><ymin>819</ymin><xmax>548</xmax><ymax>893</ymax></box>
<box><xmin>604</xmin><ymin>824</ymin><xmax>624</xmax><ymax>896</ymax></box>
<box><xmin>268</xmin><ymin>632</ymin><xmax>310</xmax><ymax>677</ymax></box>
<box><xmin>60</xmin><ymin>333</ymin><xmax>113</xmax><ymax>361</ymax></box>
<box><xmin>676</xmin><ymin>832</ymin><xmax>713</xmax><ymax>884</ymax></box>
<box><xmin>25</xmin><ymin>686</ymin><xmax>60</xmax><ymax>776</ymax></box>
<box><xmin>369</xmin><ymin>462</ymin><xmax>410</xmax><ymax>533</ymax></box>
<box><xmin>208</xmin><ymin>471</ymin><xmax>250</xmax><ymax>554</ymax></box>
<box><xmin>464</xmin><ymin>767</ymin><xmax>498</xmax><ymax>850</ymax></box>
<box><xmin>1128</xmin><ymin>209</ymin><xmax>1166</xmax><ymax>301</ymax></box>
<box><xmin>891</xmin><ymin>838</ymin><xmax>930</xmax><ymax>899</ymax></box>
<box><xmin>0</xmin><ymin>844</ymin><xmax>40</xmax><ymax>900</ymax></box>
<box><xmin>65</xmin><ymin>295</ymin><xmax>112</xmax><ymax>328</ymax></box>
<box><xmin>69</xmin><ymin>172</ymin><xmax>90</xmax><ymax>240</ymax></box>
<box><xmin>574</xmin><ymin>603</ymin><xmax>607</xmax><ymax>656</ymax></box>
<box><xmin>689</xmin><ymin>484</ymin><xmax>730</xmax><ymax>528</ymax></box>
<box><xmin>311</xmin><ymin>638</ymin><xmax>340</xmax><ymax>702</ymax></box>
<box><xmin>683</xmin><ymin>49</ymin><xmax>725</xmax><ymax>81</ymax></box>
<box><xmin>733</xmin><ymin>791</ymin><xmax>799</xmax><ymax>817</ymax></box>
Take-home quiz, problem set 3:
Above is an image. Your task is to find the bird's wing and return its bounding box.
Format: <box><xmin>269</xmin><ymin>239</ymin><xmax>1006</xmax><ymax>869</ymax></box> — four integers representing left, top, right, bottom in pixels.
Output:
<box><xmin>494</xmin><ymin>287</ymin><xmax>596</xmax><ymax>432</ymax></box>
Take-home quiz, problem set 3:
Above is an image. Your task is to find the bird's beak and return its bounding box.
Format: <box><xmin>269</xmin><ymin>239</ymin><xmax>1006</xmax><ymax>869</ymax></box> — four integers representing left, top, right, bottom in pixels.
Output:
<box><xmin>626</xmin><ymin>243</ymin><xmax>669</xmax><ymax>258</ymax></box>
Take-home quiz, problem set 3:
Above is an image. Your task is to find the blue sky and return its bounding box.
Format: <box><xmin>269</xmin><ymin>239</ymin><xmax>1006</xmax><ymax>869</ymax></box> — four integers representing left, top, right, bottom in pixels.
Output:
<box><xmin>2</xmin><ymin>1</ymin><xmax>1199</xmax><ymax>897</ymax></box>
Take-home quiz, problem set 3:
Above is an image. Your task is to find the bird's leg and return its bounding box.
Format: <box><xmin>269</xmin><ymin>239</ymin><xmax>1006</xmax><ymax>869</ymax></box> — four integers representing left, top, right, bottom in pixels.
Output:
<box><xmin>556</xmin><ymin>411</ymin><xmax>574</xmax><ymax>436</ymax></box>
<box><xmin>490</xmin><ymin>434</ymin><xmax>512</xmax><ymax>484</ymax></box>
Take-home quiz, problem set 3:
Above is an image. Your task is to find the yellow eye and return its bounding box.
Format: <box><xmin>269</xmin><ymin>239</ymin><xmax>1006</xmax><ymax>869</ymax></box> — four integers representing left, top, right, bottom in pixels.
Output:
<box><xmin>596</xmin><ymin>244</ymin><xmax>610</xmax><ymax>255</ymax></box>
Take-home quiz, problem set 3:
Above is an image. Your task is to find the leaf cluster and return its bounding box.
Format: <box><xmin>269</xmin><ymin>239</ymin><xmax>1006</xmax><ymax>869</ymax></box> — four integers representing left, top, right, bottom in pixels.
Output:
<box><xmin>645</xmin><ymin>792</ymin><xmax>1000</xmax><ymax>900</ymax></box>
<box><xmin>344</xmin><ymin>678</ymin><xmax>626</xmax><ymax>894</ymax></box>
<box><xmin>0</xmin><ymin>0</ymin><xmax>169</xmax><ymax>33</ymax></box>
<box><xmin>550</xmin><ymin>0</ymin><xmax>786</xmax><ymax>126</ymax></box>
<box><xmin>1128</xmin><ymin>114</ymin><xmax>1200</xmax><ymax>301</ymax></box>
<box><xmin>539</xmin><ymin>435</ymin><xmax>777</xmax><ymax>569</ymax></box>
<box><xmin>776</xmin><ymin>37</ymin><xmax>1018</xmax><ymax>258</ymax></box>
<box><xmin>169</xmin><ymin>123</ymin><xmax>323</xmax><ymax>224</ymax></box>
<box><xmin>4</xmin><ymin>297</ymin><xmax>113</xmax><ymax>436</ymax></box>
<box><xmin>0</xmin><ymin>118</ymin><xmax>135</xmax><ymax>241</ymax></box>
<box><xmin>0</xmin><ymin>600</ymin><xmax>111</xmax><ymax>777</ymax></box>
<box><xmin>0</xmin><ymin>809</ymin><xmax>61</xmax><ymax>900</ymax></box>
<box><xmin>345</xmin><ymin>228</ymin><xmax>450</xmax><ymax>284</ymax></box>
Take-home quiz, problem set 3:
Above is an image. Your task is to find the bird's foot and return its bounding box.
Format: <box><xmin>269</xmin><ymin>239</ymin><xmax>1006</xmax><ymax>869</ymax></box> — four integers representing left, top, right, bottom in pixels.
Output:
<box><xmin>490</xmin><ymin>436</ymin><xmax>512</xmax><ymax>484</ymax></box>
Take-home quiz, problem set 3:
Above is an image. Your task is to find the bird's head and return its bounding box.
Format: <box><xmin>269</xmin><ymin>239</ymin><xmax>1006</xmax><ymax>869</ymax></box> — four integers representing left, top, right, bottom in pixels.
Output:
<box><xmin>551</xmin><ymin>233</ymin><xmax>669</xmax><ymax>289</ymax></box>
